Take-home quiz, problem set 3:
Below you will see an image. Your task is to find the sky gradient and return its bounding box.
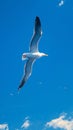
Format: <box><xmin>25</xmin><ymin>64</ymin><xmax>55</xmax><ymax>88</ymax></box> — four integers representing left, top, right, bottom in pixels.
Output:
<box><xmin>0</xmin><ymin>0</ymin><xmax>73</xmax><ymax>130</ymax></box>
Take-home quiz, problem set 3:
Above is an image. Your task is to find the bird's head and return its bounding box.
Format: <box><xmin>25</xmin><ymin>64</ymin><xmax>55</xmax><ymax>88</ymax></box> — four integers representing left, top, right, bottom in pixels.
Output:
<box><xmin>22</xmin><ymin>53</ymin><xmax>27</xmax><ymax>60</ymax></box>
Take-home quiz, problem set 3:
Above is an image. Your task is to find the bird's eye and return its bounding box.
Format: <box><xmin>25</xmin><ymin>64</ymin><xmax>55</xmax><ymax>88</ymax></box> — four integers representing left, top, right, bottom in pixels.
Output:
<box><xmin>22</xmin><ymin>54</ymin><xmax>26</xmax><ymax>59</ymax></box>
<box><xmin>23</xmin><ymin>55</ymin><xmax>26</xmax><ymax>58</ymax></box>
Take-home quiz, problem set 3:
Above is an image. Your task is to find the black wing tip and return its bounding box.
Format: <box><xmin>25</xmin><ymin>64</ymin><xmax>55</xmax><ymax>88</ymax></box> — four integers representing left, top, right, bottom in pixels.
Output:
<box><xmin>35</xmin><ymin>16</ymin><xmax>42</xmax><ymax>34</ymax></box>
<box><xmin>18</xmin><ymin>85</ymin><xmax>22</xmax><ymax>91</ymax></box>
<box><xmin>35</xmin><ymin>16</ymin><xmax>41</xmax><ymax>24</ymax></box>
<box><xmin>18</xmin><ymin>79</ymin><xmax>26</xmax><ymax>91</ymax></box>
<box><xmin>18</xmin><ymin>84</ymin><xmax>24</xmax><ymax>91</ymax></box>
<box><xmin>36</xmin><ymin>16</ymin><xmax>40</xmax><ymax>20</ymax></box>
<box><xmin>18</xmin><ymin>86</ymin><xmax>21</xmax><ymax>91</ymax></box>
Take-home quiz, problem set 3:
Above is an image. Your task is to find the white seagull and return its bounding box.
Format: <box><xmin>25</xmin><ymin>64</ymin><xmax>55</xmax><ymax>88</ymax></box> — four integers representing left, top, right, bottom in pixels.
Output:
<box><xmin>18</xmin><ymin>16</ymin><xmax>48</xmax><ymax>90</ymax></box>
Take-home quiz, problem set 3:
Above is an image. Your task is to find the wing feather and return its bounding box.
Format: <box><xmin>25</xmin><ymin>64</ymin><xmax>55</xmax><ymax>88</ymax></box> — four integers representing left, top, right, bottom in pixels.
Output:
<box><xmin>30</xmin><ymin>16</ymin><xmax>42</xmax><ymax>52</ymax></box>
<box><xmin>18</xmin><ymin>58</ymin><xmax>35</xmax><ymax>90</ymax></box>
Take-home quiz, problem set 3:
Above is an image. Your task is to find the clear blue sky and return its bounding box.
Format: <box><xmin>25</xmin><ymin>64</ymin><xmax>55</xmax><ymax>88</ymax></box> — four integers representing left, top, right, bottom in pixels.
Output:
<box><xmin>0</xmin><ymin>0</ymin><xmax>73</xmax><ymax>130</ymax></box>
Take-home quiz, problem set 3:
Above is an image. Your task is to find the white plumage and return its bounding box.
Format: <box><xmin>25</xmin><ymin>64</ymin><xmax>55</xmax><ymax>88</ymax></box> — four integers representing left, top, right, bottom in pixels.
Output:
<box><xmin>18</xmin><ymin>16</ymin><xmax>48</xmax><ymax>90</ymax></box>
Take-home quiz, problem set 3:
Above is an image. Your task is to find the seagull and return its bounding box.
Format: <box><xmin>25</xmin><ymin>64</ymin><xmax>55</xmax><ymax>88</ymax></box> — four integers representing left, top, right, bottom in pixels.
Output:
<box><xmin>18</xmin><ymin>16</ymin><xmax>48</xmax><ymax>90</ymax></box>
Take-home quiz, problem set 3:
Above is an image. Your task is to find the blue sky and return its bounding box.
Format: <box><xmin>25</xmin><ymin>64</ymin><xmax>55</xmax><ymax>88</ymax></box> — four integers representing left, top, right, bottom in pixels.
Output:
<box><xmin>0</xmin><ymin>0</ymin><xmax>73</xmax><ymax>130</ymax></box>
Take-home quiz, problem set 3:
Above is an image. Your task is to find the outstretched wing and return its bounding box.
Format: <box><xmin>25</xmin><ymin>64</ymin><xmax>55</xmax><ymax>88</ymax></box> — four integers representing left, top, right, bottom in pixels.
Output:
<box><xmin>18</xmin><ymin>58</ymin><xmax>35</xmax><ymax>90</ymax></box>
<box><xmin>30</xmin><ymin>16</ymin><xmax>42</xmax><ymax>52</ymax></box>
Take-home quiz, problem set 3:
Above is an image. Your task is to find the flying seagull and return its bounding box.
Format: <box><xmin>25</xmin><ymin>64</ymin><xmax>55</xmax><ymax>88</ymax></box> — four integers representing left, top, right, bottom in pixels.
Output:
<box><xmin>18</xmin><ymin>16</ymin><xmax>48</xmax><ymax>90</ymax></box>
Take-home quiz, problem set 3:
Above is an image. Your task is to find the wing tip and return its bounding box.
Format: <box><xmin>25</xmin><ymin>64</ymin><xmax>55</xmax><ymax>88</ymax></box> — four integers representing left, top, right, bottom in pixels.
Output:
<box><xmin>18</xmin><ymin>79</ymin><xmax>26</xmax><ymax>91</ymax></box>
<box><xmin>36</xmin><ymin>16</ymin><xmax>40</xmax><ymax>21</ymax></box>
<box><xmin>18</xmin><ymin>85</ymin><xmax>21</xmax><ymax>90</ymax></box>
<box><xmin>35</xmin><ymin>16</ymin><xmax>41</xmax><ymax>25</ymax></box>
<box><xmin>35</xmin><ymin>16</ymin><xmax>42</xmax><ymax>35</ymax></box>
<box><xmin>18</xmin><ymin>85</ymin><xmax>22</xmax><ymax>91</ymax></box>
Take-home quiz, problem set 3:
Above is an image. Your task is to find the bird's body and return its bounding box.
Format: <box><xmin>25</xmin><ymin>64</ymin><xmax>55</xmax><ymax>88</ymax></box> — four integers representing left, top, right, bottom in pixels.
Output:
<box><xmin>18</xmin><ymin>16</ymin><xmax>48</xmax><ymax>90</ymax></box>
<box><xmin>22</xmin><ymin>52</ymin><xmax>48</xmax><ymax>60</ymax></box>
